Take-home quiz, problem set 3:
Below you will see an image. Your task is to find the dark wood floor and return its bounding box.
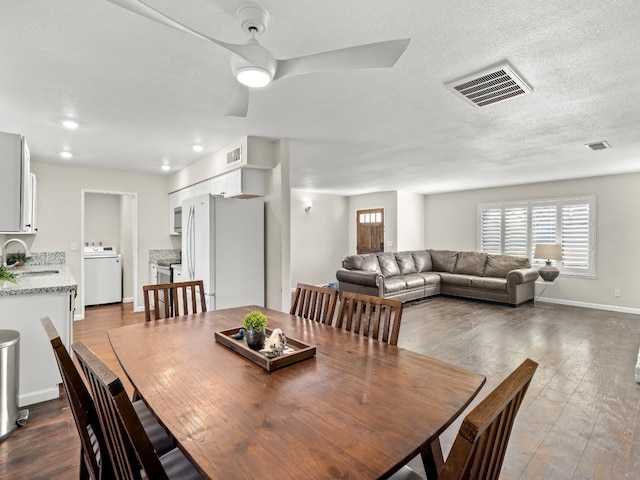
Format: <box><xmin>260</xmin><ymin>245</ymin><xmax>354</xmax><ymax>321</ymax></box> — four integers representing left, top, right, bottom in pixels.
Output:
<box><xmin>1</xmin><ymin>298</ymin><xmax>639</xmax><ymax>479</ymax></box>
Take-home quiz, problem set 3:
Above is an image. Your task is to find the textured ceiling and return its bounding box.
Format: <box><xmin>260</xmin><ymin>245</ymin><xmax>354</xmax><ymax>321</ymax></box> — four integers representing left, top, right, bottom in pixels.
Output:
<box><xmin>1</xmin><ymin>0</ymin><xmax>640</xmax><ymax>195</ymax></box>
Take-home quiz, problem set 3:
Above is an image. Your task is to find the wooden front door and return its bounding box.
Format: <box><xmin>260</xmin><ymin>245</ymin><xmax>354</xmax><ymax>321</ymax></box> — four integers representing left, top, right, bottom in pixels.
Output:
<box><xmin>357</xmin><ymin>208</ymin><xmax>384</xmax><ymax>254</ymax></box>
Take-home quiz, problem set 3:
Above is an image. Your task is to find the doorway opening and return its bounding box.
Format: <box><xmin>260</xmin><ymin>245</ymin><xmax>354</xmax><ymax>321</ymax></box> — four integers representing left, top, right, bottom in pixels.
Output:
<box><xmin>356</xmin><ymin>208</ymin><xmax>384</xmax><ymax>254</ymax></box>
<box><xmin>80</xmin><ymin>189</ymin><xmax>138</xmax><ymax>320</ymax></box>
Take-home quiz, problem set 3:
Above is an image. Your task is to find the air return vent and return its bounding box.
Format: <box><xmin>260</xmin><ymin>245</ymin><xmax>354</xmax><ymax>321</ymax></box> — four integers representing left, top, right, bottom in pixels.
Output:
<box><xmin>446</xmin><ymin>64</ymin><xmax>532</xmax><ymax>108</ymax></box>
<box><xmin>227</xmin><ymin>146</ymin><xmax>242</xmax><ymax>165</ymax></box>
<box><xmin>585</xmin><ymin>141</ymin><xmax>611</xmax><ymax>151</ymax></box>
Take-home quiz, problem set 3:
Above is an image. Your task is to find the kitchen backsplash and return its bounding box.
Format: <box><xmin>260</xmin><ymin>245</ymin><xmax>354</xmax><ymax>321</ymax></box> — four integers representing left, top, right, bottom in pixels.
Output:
<box><xmin>27</xmin><ymin>252</ymin><xmax>65</xmax><ymax>265</ymax></box>
<box><xmin>149</xmin><ymin>249</ymin><xmax>181</xmax><ymax>264</ymax></box>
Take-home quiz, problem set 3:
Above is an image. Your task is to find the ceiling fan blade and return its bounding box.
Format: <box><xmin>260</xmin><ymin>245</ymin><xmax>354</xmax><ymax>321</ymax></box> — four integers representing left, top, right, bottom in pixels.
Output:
<box><xmin>225</xmin><ymin>83</ymin><xmax>249</xmax><ymax>117</ymax></box>
<box><xmin>104</xmin><ymin>0</ymin><xmax>267</xmax><ymax>66</ymax></box>
<box><xmin>273</xmin><ymin>38</ymin><xmax>410</xmax><ymax>82</ymax></box>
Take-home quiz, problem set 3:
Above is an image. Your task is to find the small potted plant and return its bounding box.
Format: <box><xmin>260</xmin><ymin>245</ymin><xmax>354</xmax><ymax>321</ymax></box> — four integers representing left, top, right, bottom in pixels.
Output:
<box><xmin>0</xmin><ymin>265</ymin><xmax>18</xmax><ymax>288</ymax></box>
<box><xmin>6</xmin><ymin>252</ymin><xmax>30</xmax><ymax>267</ymax></box>
<box><xmin>242</xmin><ymin>310</ymin><xmax>268</xmax><ymax>350</ymax></box>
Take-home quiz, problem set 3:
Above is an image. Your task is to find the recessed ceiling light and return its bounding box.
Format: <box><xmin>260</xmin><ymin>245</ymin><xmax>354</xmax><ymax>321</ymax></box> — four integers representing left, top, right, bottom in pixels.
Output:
<box><xmin>60</xmin><ymin>151</ymin><xmax>73</xmax><ymax>159</ymax></box>
<box><xmin>62</xmin><ymin>119</ymin><xmax>79</xmax><ymax>130</ymax></box>
<box><xmin>161</xmin><ymin>165</ymin><xmax>171</xmax><ymax>171</ymax></box>
<box><xmin>192</xmin><ymin>145</ymin><xmax>203</xmax><ymax>152</ymax></box>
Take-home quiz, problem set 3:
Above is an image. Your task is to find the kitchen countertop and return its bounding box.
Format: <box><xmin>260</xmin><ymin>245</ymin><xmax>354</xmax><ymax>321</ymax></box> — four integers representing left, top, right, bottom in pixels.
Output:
<box><xmin>0</xmin><ymin>264</ymin><xmax>77</xmax><ymax>296</ymax></box>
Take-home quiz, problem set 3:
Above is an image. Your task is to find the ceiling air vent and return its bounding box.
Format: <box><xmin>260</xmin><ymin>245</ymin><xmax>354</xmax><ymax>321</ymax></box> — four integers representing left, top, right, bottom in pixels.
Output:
<box><xmin>446</xmin><ymin>64</ymin><xmax>532</xmax><ymax>108</ymax></box>
<box><xmin>227</xmin><ymin>146</ymin><xmax>242</xmax><ymax>165</ymax></box>
<box><xmin>585</xmin><ymin>141</ymin><xmax>611</xmax><ymax>151</ymax></box>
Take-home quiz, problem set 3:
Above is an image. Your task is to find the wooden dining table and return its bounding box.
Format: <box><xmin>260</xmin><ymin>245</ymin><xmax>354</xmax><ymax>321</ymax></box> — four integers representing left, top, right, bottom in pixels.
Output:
<box><xmin>107</xmin><ymin>306</ymin><xmax>485</xmax><ymax>479</ymax></box>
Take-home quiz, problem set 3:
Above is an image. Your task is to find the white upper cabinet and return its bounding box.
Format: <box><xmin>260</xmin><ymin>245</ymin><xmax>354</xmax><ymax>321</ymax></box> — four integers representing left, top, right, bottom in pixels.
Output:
<box><xmin>0</xmin><ymin>132</ymin><xmax>35</xmax><ymax>234</ymax></box>
<box><xmin>168</xmin><ymin>169</ymin><xmax>265</xmax><ymax>234</ymax></box>
<box><xmin>194</xmin><ymin>179</ymin><xmax>211</xmax><ymax>196</ymax></box>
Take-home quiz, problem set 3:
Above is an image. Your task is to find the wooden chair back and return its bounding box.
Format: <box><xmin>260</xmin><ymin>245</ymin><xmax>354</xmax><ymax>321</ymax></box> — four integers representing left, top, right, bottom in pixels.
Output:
<box><xmin>143</xmin><ymin>280</ymin><xmax>206</xmax><ymax>322</ymax></box>
<box><xmin>290</xmin><ymin>283</ymin><xmax>339</xmax><ymax>325</ymax></box>
<box><xmin>336</xmin><ymin>291</ymin><xmax>404</xmax><ymax>345</ymax></box>
<box><xmin>40</xmin><ymin>316</ymin><xmax>113</xmax><ymax>480</ymax></box>
<box><xmin>439</xmin><ymin>358</ymin><xmax>538</xmax><ymax>480</ymax></box>
<box><xmin>72</xmin><ymin>341</ymin><xmax>170</xmax><ymax>480</ymax></box>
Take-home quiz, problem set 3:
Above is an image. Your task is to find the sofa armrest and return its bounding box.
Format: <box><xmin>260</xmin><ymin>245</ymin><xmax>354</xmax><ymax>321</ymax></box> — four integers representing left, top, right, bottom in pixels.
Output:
<box><xmin>507</xmin><ymin>268</ymin><xmax>539</xmax><ymax>285</ymax></box>
<box><xmin>336</xmin><ymin>268</ymin><xmax>383</xmax><ymax>288</ymax></box>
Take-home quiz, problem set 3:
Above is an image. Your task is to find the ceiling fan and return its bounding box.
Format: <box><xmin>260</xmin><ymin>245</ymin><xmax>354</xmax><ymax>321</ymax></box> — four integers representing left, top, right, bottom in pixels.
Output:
<box><xmin>105</xmin><ymin>0</ymin><xmax>411</xmax><ymax>117</ymax></box>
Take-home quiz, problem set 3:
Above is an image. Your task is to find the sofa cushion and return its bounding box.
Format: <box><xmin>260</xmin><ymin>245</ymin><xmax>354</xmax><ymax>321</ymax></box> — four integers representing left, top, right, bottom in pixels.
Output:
<box><xmin>471</xmin><ymin>276</ymin><xmax>508</xmax><ymax>291</ymax></box>
<box><xmin>395</xmin><ymin>251</ymin><xmax>417</xmax><ymax>274</ymax></box>
<box><xmin>454</xmin><ymin>252</ymin><xmax>488</xmax><ymax>276</ymax></box>
<box><xmin>412</xmin><ymin>250</ymin><xmax>432</xmax><ymax>272</ymax></box>
<box><xmin>430</xmin><ymin>250</ymin><xmax>458</xmax><ymax>273</ymax></box>
<box><xmin>438</xmin><ymin>272</ymin><xmax>475</xmax><ymax>287</ymax></box>
<box><xmin>383</xmin><ymin>276</ymin><xmax>407</xmax><ymax>294</ymax></box>
<box><xmin>401</xmin><ymin>274</ymin><xmax>426</xmax><ymax>289</ymax></box>
<box><xmin>415</xmin><ymin>272</ymin><xmax>441</xmax><ymax>285</ymax></box>
<box><xmin>378</xmin><ymin>253</ymin><xmax>401</xmax><ymax>277</ymax></box>
<box><xmin>484</xmin><ymin>255</ymin><xmax>530</xmax><ymax>278</ymax></box>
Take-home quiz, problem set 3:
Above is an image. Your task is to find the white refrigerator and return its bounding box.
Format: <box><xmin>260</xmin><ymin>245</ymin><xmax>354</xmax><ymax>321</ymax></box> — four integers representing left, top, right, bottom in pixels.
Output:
<box><xmin>181</xmin><ymin>194</ymin><xmax>264</xmax><ymax>310</ymax></box>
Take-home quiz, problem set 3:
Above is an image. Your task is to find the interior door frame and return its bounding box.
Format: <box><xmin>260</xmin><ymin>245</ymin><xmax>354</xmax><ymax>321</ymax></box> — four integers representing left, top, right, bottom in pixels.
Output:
<box><xmin>79</xmin><ymin>189</ymin><xmax>139</xmax><ymax>320</ymax></box>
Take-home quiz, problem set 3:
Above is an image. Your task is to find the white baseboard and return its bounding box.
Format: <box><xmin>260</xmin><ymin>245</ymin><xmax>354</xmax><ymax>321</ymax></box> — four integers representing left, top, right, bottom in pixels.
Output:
<box><xmin>536</xmin><ymin>296</ymin><xmax>640</xmax><ymax>315</ymax></box>
<box><xmin>20</xmin><ymin>387</ymin><xmax>60</xmax><ymax>407</ymax></box>
<box><xmin>123</xmin><ymin>297</ymin><xmax>133</xmax><ymax>303</ymax></box>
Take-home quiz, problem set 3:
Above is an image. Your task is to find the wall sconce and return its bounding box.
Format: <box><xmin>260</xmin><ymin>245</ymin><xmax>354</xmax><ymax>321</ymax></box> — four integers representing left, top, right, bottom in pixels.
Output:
<box><xmin>304</xmin><ymin>202</ymin><xmax>312</xmax><ymax>213</ymax></box>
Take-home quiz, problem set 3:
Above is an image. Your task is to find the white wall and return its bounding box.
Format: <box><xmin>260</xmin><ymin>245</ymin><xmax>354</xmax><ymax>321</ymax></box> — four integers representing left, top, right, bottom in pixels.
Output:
<box><xmin>29</xmin><ymin>162</ymin><xmax>173</xmax><ymax>313</ymax></box>
<box><xmin>424</xmin><ymin>172</ymin><xmax>640</xmax><ymax>312</ymax></box>
<box><xmin>348</xmin><ymin>192</ymin><xmax>398</xmax><ymax>254</ymax></box>
<box><xmin>265</xmin><ymin>140</ymin><xmax>291</xmax><ymax>311</ymax></box>
<box><xmin>119</xmin><ymin>195</ymin><xmax>134</xmax><ymax>301</ymax></box>
<box><xmin>290</xmin><ymin>189</ymin><xmax>349</xmax><ymax>288</ymax></box>
<box><xmin>397</xmin><ymin>191</ymin><xmax>425</xmax><ymax>251</ymax></box>
<box><xmin>85</xmin><ymin>193</ymin><xmax>120</xmax><ymax>248</ymax></box>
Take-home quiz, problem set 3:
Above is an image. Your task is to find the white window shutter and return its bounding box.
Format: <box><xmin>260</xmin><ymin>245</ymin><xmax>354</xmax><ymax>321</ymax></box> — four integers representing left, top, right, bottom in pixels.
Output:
<box><xmin>504</xmin><ymin>207</ymin><xmax>528</xmax><ymax>257</ymax></box>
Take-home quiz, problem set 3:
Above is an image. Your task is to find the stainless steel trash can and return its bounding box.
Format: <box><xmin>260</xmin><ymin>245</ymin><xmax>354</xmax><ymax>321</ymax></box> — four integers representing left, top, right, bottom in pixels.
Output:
<box><xmin>0</xmin><ymin>330</ymin><xmax>20</xmax><ymax>440</ymax></box>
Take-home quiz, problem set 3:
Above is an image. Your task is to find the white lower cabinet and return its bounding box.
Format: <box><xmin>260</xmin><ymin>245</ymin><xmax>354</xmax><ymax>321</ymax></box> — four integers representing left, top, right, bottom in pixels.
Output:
<box><xmin>0</xmin><ymin>290</ymin><xmax>75</xmax><ymax>406</ymax></box>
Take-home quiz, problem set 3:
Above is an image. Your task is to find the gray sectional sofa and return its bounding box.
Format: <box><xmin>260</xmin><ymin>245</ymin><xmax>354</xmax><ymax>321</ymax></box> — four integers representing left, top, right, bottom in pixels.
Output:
<box><xmin>336</xmin><ymin>249</ymin><xmax>539</xmax><ymax>306</ymax></box>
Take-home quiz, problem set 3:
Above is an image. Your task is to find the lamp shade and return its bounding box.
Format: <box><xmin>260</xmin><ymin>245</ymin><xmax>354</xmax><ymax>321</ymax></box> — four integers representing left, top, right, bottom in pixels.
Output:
<box><xmin>534</xmin><ymin>244</ymin><xmax>562</xmax><ymax>261</ymax></box>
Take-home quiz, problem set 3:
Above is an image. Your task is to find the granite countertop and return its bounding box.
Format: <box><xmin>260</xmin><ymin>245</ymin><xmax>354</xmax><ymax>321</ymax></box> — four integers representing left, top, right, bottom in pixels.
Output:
<box><xmin>0</xmin><ymin>264</ymin><xmax>78</xmax><ymax>296</ymax></box>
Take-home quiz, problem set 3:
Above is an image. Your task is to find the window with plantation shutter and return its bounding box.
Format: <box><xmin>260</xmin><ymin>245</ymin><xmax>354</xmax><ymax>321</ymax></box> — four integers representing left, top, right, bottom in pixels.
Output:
<box><xmin>480</xmin><ymin>208</ymin><xmax>502</xmax><ymax>254</ymax></box>
<box><xmin>504</xmin><ymin>207</ymin><xmax>528</xmax><ymax>257</ymax></box>
<box><xmin>478</xmin><ymin>196</ymin><xmax>596</xmax><ymax>278</ymax></box>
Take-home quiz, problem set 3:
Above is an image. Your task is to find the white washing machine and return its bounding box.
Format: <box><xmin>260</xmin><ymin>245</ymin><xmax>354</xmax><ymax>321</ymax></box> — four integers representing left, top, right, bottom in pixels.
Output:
<box><xmin>84</xmin><ymin>246</ymin><xmax>122</xmax><ymax>306</ymax></box>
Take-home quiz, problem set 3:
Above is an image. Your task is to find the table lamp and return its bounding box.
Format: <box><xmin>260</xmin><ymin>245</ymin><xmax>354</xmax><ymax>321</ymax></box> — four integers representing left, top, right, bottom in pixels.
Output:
<box><xmin>534</xmin><ymin>244</ymin><xmax>562</xmax><ymax>281</ymax></box>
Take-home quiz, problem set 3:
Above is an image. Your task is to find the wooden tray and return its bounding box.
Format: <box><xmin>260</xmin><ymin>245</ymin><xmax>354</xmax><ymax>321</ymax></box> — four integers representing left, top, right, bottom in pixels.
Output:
<box><xmin>214</xmin><ymin>328</ymin><xmax>316</xmax><ymax>372</ymax></box>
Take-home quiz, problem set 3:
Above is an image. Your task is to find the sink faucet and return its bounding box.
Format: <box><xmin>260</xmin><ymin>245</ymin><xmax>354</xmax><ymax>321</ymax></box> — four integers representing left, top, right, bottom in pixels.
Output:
<box><xmin>2</xmin><ymin>238</ymin><xmax>31</xmax><ymax>267</ymax></box>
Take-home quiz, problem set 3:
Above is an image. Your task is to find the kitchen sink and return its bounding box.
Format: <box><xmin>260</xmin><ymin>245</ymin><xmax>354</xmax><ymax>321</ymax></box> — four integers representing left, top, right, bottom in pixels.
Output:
<box><xmin>15</xmin><ymin>269</ymin><xmax>60</xmax><ymax>277</ymax></box>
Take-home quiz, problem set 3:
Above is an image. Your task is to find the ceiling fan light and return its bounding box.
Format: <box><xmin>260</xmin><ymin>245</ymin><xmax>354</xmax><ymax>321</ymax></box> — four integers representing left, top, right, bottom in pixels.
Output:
<box><xmin>236</xmin><ymin>66</ymin><xmax>272</xmax><ymax>87</ymax></box>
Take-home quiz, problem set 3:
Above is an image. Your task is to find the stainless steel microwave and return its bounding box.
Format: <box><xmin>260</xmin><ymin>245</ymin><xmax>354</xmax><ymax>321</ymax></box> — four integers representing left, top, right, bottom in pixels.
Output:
<box><xmin>174</xmin><ymin>206</ymin><xmax>182</xmax><ymax>233</ymax></box>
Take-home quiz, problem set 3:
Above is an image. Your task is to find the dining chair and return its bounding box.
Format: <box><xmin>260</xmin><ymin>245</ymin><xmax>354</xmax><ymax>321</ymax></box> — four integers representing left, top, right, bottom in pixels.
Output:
<box><xmin>40</xmin><ymin>316</ymin><xmax>113</xmax><ymax>480</ymax></box>
<box><xmin>72</xmin><ymin>341</ymin><xmax>204</xmax><ymax>480</ymax></box>
<box><xmin>41</xmin><ymin>318</ymin><xmax>176</xmax><ymax>479</ymax></box>
<box><xmin>335</xmin><ymin>291</ymin><xmax>404</xmax><ymax>345</ymax></box>
<box><xmin>290</xmin><ymin>283</ymin><xmax>339</xmax><ymax>325</ymax></box>
<box><xmin>143</xmin><ymin>280</ymin><xmax>206</xmax><ymax>322</ymax></box>
<box><xmin>391</xmin><ymin>358</ymin><xmax>539</xmax><ymax>480</ymax></box>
